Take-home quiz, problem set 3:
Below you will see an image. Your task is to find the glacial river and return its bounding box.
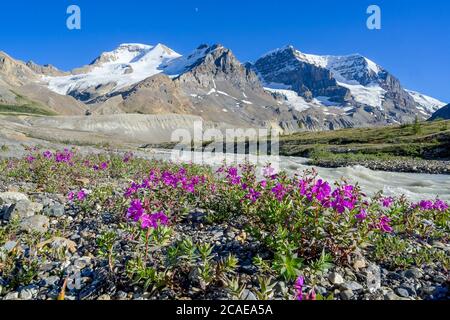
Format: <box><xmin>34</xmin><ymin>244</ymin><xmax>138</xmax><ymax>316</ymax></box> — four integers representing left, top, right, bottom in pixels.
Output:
<box><xmin>150</xmin><ymin>149</ymin><xmax>450</xmax><ymax>202</ymax></box>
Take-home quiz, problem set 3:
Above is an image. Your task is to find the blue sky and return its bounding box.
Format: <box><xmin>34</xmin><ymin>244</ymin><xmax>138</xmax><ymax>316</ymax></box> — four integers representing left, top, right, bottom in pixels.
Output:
<box><xmin>0</xmin><ymin>0</ymin><xmax>449</xmax><ymax>102</ymax></box>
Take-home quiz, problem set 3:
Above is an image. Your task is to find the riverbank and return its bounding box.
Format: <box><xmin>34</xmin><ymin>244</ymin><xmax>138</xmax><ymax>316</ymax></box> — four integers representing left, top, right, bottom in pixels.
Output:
<box><xmin>308</xmin><ymin>158</ymin><xmax>450</xmax><ymax>175</ymax></box>
<box><xmin>279</xmin><ymin>120</ymin><xmax>450</xmax><ymax>175</ymax></box>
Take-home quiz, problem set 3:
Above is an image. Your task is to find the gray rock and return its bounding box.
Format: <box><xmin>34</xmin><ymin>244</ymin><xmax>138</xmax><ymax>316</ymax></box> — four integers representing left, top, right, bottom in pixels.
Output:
<box><xmin>340</xmin><ymin>290</ymin><xmax>354</xmax><ymax>300</ymax></box>
<box><xmin>20</xmin><ymin>215</ymin><xmax>50</xmax><ymax>233</ymax></box>
<box><xmin>115</xmin><ymin>291</ymin><xmax>128</xmax><ymax>300</ymax></box>
<box><xmin>340</xmin><ymin>281</ymin><xmax>364</xmax><ymax>292</ymax></box>
<box><xmin>328</xmin><ymin>272</ymin><xmax>344</xmax><ymax>285</ymax></box>
<box><xmin>0</xmin><ymin>192</ymin><xmax>29</xmax><ymax>203</ymax></box>
<box><xmin>3</xmin><ymin>200</ymin><xmax>43</xmax><ymax>221</ymax></box>
<box><xmin>384</xmin><ymin>292</ymin><xmax>402</xmax><ymax>300</ymax></box>
<box><xmin>404</xmin><ymin>268</ymin><xmax>423</xmax><ymax>279</ymax></box>
<box><xmin>19</xmin><ymin>289</ymin><xmax>34</xmax><ymax>300</ymax></box>
<box><xmin>242</xmin><ymin>289</ymin><xmax>257</xmax><ymax>300</ymax></box>
<box><xmin>400</xmin><ymin>283</ymin><xmax>417</xmax><ymax>296</ymax></box>
<box><xmin>226</xmin><ymin>231</ymin><xmax>236</xmax><ymax>240</ymax></box>
<box><xmin>3</xmin><ymin>241</ymin><xmax>18</xmax><ymax>252</ymax></box>
<box><xmin>74</xmin><ymin>257</ymin><xmax>91</xmax><ymax>269</ymax></box>
<box><xmin>4</xmin><ymin>292</ymin><xmax>19</xmax><ymax>300</ymax></box>
<box><xmin>395</xmin><ymin>287</ymin><xmax>410</xmax><ymax>298</ymax></box>
<box><xmin>366</xmin><ymin>264</ymin><xmax>381</xmax><ymax>293</ymax></box>
<box><xmin>44</xmin><ymin>203</ymin><xmax>65</xmax><ymax>217</ymax></box>
<box><xmin>420</xmin><ymin>286</ymin><xmax>436</xmax><ymax>296</ymax></box>
<box><xmin>43</xmin><ymin>276</ymin><xmax>60</xmax><ymax>287</ymax></box>
<box><xmin>433</xmin><ymin>275</ymin><xmax>446</xmax><ymax>284</ymax></box>
<box><xmin>274</xmin><ymin>282</ymin><xmax>288</xmax><ymax>295</ymax></box>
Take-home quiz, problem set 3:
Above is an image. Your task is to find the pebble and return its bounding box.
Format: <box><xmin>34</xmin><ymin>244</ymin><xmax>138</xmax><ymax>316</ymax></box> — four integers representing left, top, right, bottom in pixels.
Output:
<box><xmin>340</xmin><ymin>290</ymin><xmax>354</xmax><ymax>300</ymax></box>
<box><xmin>395</xmin><ymin>287</ymin><xmax>410</xmax><ymax>298</ymax></box>
<box><xmin>115</xmin><ymin>291</ymin><xmax>128</xmax><ymax>300</ymax></box>
<box><xmin>19</xmin><ymin>289</ymin><xmax>34</xmax><ymax>300</ymax></box>
<box><xmin>433</xmin><ymin>275</ymin><xmax>446</xmax><ymax>284</ymax></box>
<box><xmin>366</xmin><ymin>264</ymin><xmax>381</xmax><ymax>293</ymax></box>
<box><xmin>328</xmin><ymin>272</ymin><xmax>344</xmax><ymax>285</ymax></box>
<box><xmin>404</xmin><ymin>268</ymin><xmax>423</xmax><ymax>279</ymax></box>
<box><xmin>20</xmin><ymin>215</ymin><xmax>50</xmax><ymax>233</ymax></box>
<box><xmin>420</xmin><ymin>286</ymin><xmax>436</xmax><ymax>296</ymax></box>
<box><xmin>4</xmin><ymin>292</ymin><xmax>19</xmax><ymax>300</ymax></box>
<box><xmin>384</xmin><ymin>292</ymin><xmax>402</xmax><ymax>300</ymax></box>
<box><xmin>353</xmin><ymin>259</ymin><xmax>367</xmax><ymax>270</ymax></box>
<box><xmin>74</xmin><ymin>257</ymin><xmax>91</xmax><ymax>269</ymax></box>
<box><xmin>241</xmin><ymin>289</ymin><xmax>257</xmax><ymax>300</ymax></box>
<box><xmin>44</xmin><ymin>204</ymin><xmax>65</xmax><ymax>217</ymax></box>
<box><xmin>340</xmin><ymin>281</ymin><xmax>364</xmax><ymax>292</ymax></box>
<box><xmin>3</xmin><ymin>241</ymin><xmax>18</xmax><ymax>252</ymax></box>
<box><xmin>43</xmin><ymin>276</ymin><xmax>60</xmax><ymax>287</ymax></box>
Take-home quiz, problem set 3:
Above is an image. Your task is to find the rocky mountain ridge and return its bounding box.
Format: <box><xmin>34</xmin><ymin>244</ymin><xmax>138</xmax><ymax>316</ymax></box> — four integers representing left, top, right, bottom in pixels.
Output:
<box><xmin>0</xmin><ymin>42</ymin><xmax>447</xmax><ymax>133</ymax></box>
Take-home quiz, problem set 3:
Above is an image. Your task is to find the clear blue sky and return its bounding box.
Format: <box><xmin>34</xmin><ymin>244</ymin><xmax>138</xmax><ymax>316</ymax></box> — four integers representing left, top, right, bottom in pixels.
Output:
<box><xmin>0</xmin><ymin>0</ymin><xmax>449</xmax><ymax>102</ymax></box>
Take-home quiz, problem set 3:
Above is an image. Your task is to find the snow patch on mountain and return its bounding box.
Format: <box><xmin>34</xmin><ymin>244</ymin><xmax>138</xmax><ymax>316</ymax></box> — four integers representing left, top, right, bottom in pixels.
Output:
<box><xmin>259</xmin><ymin>46</ymin><xmax>388</xmax><ymax>109</ymax></box>
<box><xmin>164</xmin><ymin>44</ymin><xmax>215</xmax><ymax>77</ymax></box>
<box><xmin>265</xmin><ymin>88</ymin><xmax>332</xmax><ymax>112</ymax></box>
<box><xmin>406</xmin><ymin>90</ymin><xmax>446</xmax><ymax>114</ymax></box>
<box><xmin>338</xmin><ymin>82</ymin><xmax>386</xmax><ymax>108</ymax></box>
<box><xmin>45</xmin><ymin>43</ymin><xmax>181</xmax><ymax>95</ymax></box>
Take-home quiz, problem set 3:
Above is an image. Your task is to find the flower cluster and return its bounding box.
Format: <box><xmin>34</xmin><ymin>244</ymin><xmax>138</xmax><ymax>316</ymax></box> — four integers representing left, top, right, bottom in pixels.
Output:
<box><xmin>124</xmin><ymin>168</ymin><xmax>207</xmax><ymax>199</ymax></box>
<box><xmin>127</xmin><ymin>199</ymin><xmax>169</xmax><ymax>230</ymax></box>
<box><xmin>55</xmin><ymin>149</ymin><xmax>74</xmax><ymax>164</ymax></box>
<box><xmin>414</xmin><ymin>199</ymin><xmax>449</xmax><ymax>212</ymax></box>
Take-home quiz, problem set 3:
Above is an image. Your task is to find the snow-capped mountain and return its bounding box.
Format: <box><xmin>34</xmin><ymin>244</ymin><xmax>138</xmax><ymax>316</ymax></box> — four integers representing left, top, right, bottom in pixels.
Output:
<box><xmin>252</xmin><ymin>45</ymin><xmax>443</xmax><ymax>126</ymax></box>
<box><xmin>407</xmin><ymin>90</ymin><xmax>446</xmax><ymax>115</ymax></box>
<box><xmin>430</xmin><ymin>103</ymin><xmax>450</xmax><ymax>121</ymax></box>
<box><xmin>45</xmin><ymin>43</ymin><xmax>181</xmax><ymax>101</ymax></box>
<box><xmin>1</xmin><ymin>42</ymin><xmax>447</xmax><ymax>133</ymax></box>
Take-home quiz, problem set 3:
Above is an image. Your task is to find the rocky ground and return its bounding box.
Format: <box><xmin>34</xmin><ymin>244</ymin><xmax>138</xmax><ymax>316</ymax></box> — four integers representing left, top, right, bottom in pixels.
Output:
<box><xmin>309</xmin><ymin>158</ymin><xmax>450</xmax><ymax>175</ymax></box>
<box><xmin>1</xmin><ymin>185</ymin><xmax>448</xmax><ymax>301</ymax></box>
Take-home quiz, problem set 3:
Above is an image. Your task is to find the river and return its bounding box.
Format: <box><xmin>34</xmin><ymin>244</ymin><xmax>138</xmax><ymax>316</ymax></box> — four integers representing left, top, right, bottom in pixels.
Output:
<box><xmin>151</xmin><ymin>149</ymin><xmax>450</xmax><ymax>202</ymax></box>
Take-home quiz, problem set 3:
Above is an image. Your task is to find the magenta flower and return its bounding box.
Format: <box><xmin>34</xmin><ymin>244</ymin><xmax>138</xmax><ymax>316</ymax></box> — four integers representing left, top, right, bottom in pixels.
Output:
<box><xmin>55</xmin><ymin>149</ymin><xmax>74</xmax><ymax>163</ymax></box>
<box><xmin>305</xmin><ymin>289</ymin><xmax>316</xmax><ymax>301</ymax></box>
<box><xmin>298</xmin><ymin>179</ymin><xmax>309</xmax><ymax>196</ymax></box>
<box><xmin>26</xmin><ymin>155</ymin><xmax>36</xmax><ymax>163</ymax></box>
<box><xmin>124</xmin><ymin>182</ymin><xmax>140</xmax><ymax>198</ymax></box>
<box><xmin>381</xmin><ymin>197</ymin><xmax>394</xmax><ymax>208</ymax></box>
<box><xmin>228</xmin><ymin>167</ymin><xmax>238</xmax><ymax>177</ymax></box>
<box><xmin>355</xmin><ymin>208</ymin><xmax>368</xmax><ymax>220</ymax></box>
<box><xmin>100</xmin><ymin>162</ymin><xmax>108</xmax><ymax>170</ymax></box>
<box><xmin>43</xmin><ymin>151</ymin><xmax>53</xmax><ymax>159</ymax></box>
<box><xmin>127</xmin><ymin>199</ymin><xmax>145</xmax><ymax>222</ymax></box>
<box><xmin>182</xmin><ymin>182</ymin><xmax>195</xmax><ymax>193</ymax></box>
<box><xmin>67</xmin><ymin>191</ymin><xmax>75</xmax><ymax>201</ymax></box>
<box><xmin>245</xmin><ymin>188</ymin><xmax>261</xmax><ymax>203</ymax></box>
<box><xmin>331</xmin><ymin>185</ymin><xmax>358</xmax><ymax>213</ymax></box>
<box><xmin>76</xmin><ymin>190</ymin><xmax>87</xmax><ymax>201</ymax></box>
<box><xmin>434</xmin><ymin>199</ymin><xmax>449</xmax><ymax>212</ymax></box>
<box><xmin>140</xmin><ymin>211</ymin><xmax>169</xmax><ymax>229</ymax></box>
<box><xmin>123</xmin><ymin>152</ymin><xmax>133</xmax><ymax>163</ymax></box>
<box><xmin>379</xmin><ymin>216</ymin><xmax>393</xmax><ymax>233</ymax></box>
<box><xmin>294</xmin><ymin>276</ymin><xmax>304</xmax><ymax>301</ymax></box>
<box><xmin>418</xmin><ymin>200</ymin><xmax>434</xmax><ymax>211</ymax></box>
<box><xmin>271</xmin><ymin>183</ymin><xmax>287</xmax><ymax>202</ymax></box>
<box><xmin>310</xmin><ymin>179</ymin><xmax>331</xmax><ymax>202</ymax></box>
<box><xmin>262</xmin><ymin>166</ymin><xmax>275</xmax><ymax>177</ymax></box>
